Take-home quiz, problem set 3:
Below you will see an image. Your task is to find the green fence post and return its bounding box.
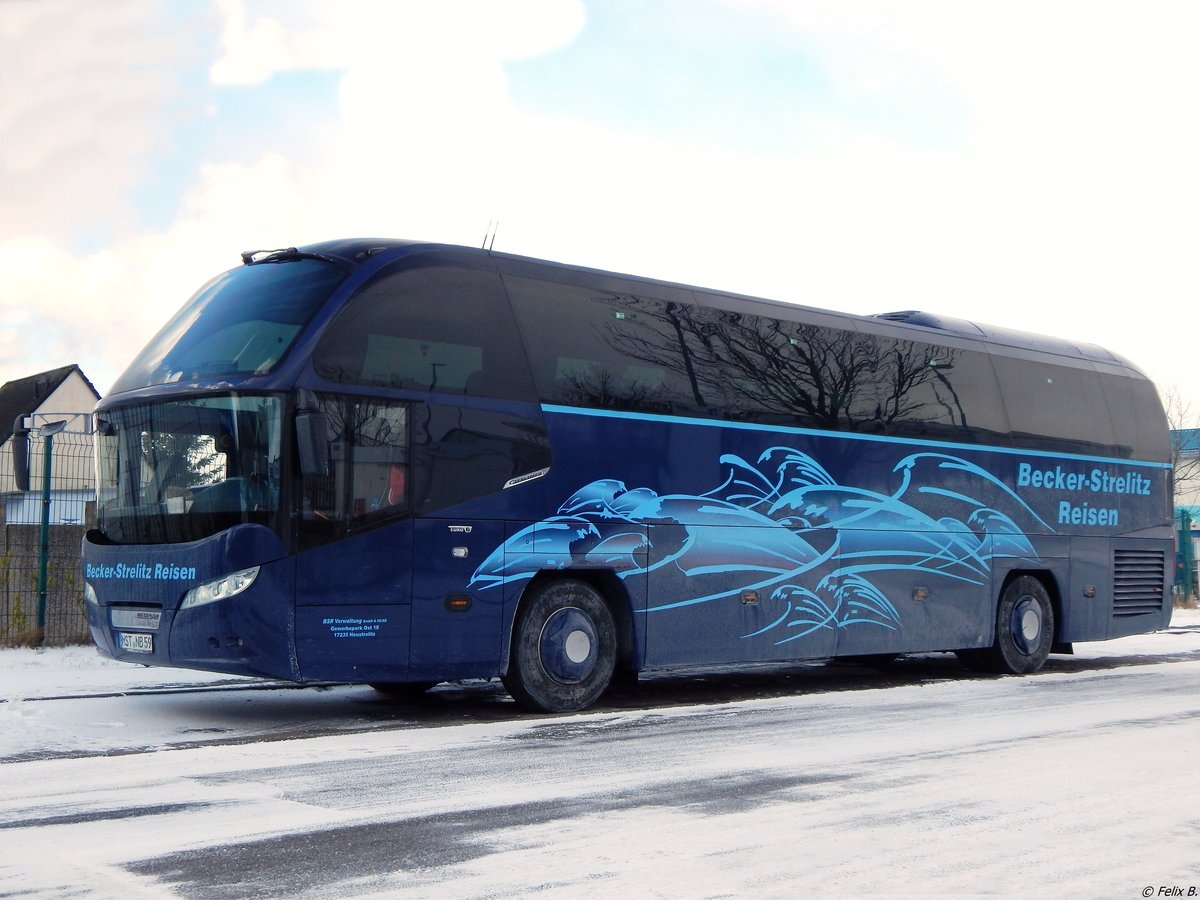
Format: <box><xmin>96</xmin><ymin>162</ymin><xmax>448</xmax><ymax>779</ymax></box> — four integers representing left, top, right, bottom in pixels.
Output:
<box><xmin>35</xmin><ymin>421</ymin><xmax>66</xmax><ymax>647</ymax></box>
<box><xmin>1183</xmin><ymin>510</ymin><xmax>1196</xmax><ymax>602</ymax></box>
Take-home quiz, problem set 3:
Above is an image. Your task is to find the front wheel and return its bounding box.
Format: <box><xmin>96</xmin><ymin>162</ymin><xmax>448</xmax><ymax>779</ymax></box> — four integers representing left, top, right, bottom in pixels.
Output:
<box><xmin>503</xmin><ymin>579</ymin><xmax>617</xmax><ymax>713</ymax></box>
<box><xmin>973</xmin><ymin>575</ymin><xmax>1055</xmax><ymax>675</ymax></box>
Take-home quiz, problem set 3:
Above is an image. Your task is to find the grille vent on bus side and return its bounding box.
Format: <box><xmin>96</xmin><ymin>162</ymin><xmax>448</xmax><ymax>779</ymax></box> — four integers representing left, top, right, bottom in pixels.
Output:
<box><xmin>1112</xmin><ymin>548</ymin><xmax>1166</xmax><ymax>617</ymax></box>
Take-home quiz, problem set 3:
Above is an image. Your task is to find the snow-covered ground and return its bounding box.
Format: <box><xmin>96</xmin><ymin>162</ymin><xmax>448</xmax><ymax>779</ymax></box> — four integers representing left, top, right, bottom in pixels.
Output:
<box><xmin>1</xmin><ymin>643</ymin><xmax>255</xmax><ymax>700</ymax></box>
<box><xmin>4</xmin><ymin>608</ymin><xmax>1200</xmax><ymax>763</ymax></box>
<box><xmin>5</xmin><ymin>606</ymin><xmax>1198</xmax><ymax>701</ymax></box>
<box><xmin>1</xmin><ymin>609</ymin><xmax>1198</xmax><ymax>898</ymax></box>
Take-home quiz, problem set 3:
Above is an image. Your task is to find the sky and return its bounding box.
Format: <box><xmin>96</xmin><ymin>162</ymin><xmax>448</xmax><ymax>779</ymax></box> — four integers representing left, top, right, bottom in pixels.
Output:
<box><xmin>1</xmin><ymin>0</ymin><xmax>1198</xmax><ymax>419</ymax></box>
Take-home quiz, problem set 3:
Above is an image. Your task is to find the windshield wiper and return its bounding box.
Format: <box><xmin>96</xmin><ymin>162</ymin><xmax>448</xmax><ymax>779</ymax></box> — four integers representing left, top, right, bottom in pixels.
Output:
<box><xmin>239</xmin><ymin>247</ymin><xmax>346</xmax><ymax>267</ymax></box>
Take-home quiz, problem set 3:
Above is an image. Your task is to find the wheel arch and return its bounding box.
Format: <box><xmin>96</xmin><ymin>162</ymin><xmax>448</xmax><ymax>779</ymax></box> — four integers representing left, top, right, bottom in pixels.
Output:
<box><xmin>996</xmin><ymin>567</ymin><xmax>1063</xmax><ymax>646</ymax></box>
<box><xmin>505</xmin><ymin>568</ymin><xmax>637</xmax><ymax>676</ymax></box>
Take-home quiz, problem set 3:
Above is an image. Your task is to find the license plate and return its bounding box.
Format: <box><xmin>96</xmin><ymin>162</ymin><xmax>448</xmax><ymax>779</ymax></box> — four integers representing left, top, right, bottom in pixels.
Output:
<box><xmin>118</xmin><ymin>632</ymin><xmax>154</xmax><ymax>653</ymax></box>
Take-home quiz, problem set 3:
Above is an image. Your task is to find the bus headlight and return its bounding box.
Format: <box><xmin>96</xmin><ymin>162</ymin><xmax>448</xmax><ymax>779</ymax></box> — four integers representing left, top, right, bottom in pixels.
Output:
<box><xmin>181</xmin><ymin>566</ymin><xmax>260</xmax><ymax>609</ymax></box>
<box><xmin>85</xmin><ymin>583</ymin><xmax>98</xmax><ymax>606</ymax></box>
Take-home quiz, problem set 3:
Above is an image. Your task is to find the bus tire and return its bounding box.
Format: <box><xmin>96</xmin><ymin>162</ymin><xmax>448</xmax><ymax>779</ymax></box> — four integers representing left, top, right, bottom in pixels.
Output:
<box><xmin>981</xmin><ymin>575</ymin><xmax>1055</xmax><ymax>675</ymax></box>
<box><xmin>503</xmin><ymin>579</ymin><xmax>616</xmax><ymax>713</ymax></box>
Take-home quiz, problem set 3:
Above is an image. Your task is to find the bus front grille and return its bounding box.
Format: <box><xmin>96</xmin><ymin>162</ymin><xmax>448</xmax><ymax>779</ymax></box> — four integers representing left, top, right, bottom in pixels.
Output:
<box><xmin>1112</xmin><ymin>548</ymin><xmax>1166</xmax><ymax>617</ymax></box>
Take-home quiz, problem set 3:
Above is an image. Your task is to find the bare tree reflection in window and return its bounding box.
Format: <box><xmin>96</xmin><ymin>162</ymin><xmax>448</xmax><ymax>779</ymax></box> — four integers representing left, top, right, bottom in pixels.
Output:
<box><xmin>593</xmin><ymin>294</ymin><xmax>968</xmax><ymax>434</ymax></box>
<box><xmin>559</xmin><ymin>365</ymin><xmax>671</xmax><ymax>414</ymax></box>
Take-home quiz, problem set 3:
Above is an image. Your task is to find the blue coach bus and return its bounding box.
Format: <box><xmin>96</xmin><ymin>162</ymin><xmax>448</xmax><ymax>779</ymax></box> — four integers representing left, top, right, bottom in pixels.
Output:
<box><xmin>79</xmin><ymin>240</ymin><xmax>1174</xmax><ymax>711</ymax></box>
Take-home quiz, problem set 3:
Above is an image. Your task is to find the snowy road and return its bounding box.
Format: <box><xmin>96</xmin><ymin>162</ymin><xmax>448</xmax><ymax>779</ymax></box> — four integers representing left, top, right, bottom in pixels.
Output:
<box><xmin>2</xmin><ymin>613</ymin><xmax>1199</xmax><ymax>898</ymax></box>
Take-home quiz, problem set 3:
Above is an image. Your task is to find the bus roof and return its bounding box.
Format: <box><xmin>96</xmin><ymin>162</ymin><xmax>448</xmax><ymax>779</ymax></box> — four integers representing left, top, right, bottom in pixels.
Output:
<box><xmin>294</xmin><ymin>238</ymin><xmax>1147</xmax><ymax>378</ymax></box>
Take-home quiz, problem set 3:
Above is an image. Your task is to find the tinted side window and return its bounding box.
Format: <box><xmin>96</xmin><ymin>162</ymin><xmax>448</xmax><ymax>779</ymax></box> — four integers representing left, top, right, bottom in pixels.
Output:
<box><xmin>506</xmin><ymin>274</ymin><xmax>1014</xmax><ymax>440</ymax></box>
<box><xmin>313</xmin><ymin>261</ymin><xmax>536</xmax><ymax>401</ymax></box>
<box><xmin>703</xmin><ymin>314</ymin><xmax>889</xmax><ymax>430</ymax></box>
<box><xmin>502</xmin><ymin>267</ymin><xmax>1132</xmax><ymax>456</ymax></box>
<box><xmin>410</xmin><ymin>403</ymin><xmax>551</xmax><ymax>516</ymax></box>
<box><xmin>992</xmin><ymin>354</ymin><xmax>1119</xmax><ymax>454</ymax></box>
<box><xmin>650</xmin><ymin>307</ymin><xmax>881</xmax><ymax>430</ymax></box>
<box><xmin>1099</xmin><ymin>370</ymin><xmax>1170</xmax><ymax>461</ymax></box>
<box><xmin>851</xmin><ymin>330</ymin><xmax>1011</xmax><ymax>444</ymax></box>
<box><xmin>300</xmin><ymin>395</ymin><xmax>409</xmax><ymax>549</ymax></box>
<box><xmin>504</xmin><ymin>275</ymin><xmax>714</xmax><ymax>416</ymax></box>
<box><xmin>506</xmin><ymin>274</ymin><xmax>901</xmax><ymax>428</ymax></box>
<box><xmin>664</xmin><ymin>311</ymin><xmax>1009</xmax><ymax>439</ymax></box>
<box><xmin>298</xmin><ymin>393</ymin><xmax>551</xmax><ymax>548</ymax></box>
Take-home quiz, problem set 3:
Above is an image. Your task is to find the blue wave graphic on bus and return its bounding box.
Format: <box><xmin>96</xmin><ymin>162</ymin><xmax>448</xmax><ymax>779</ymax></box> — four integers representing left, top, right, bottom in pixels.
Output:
<box><xmin>470</xmin><ymin>448</ymin><xmax>1046</xmax><ymax>643</ymax></box>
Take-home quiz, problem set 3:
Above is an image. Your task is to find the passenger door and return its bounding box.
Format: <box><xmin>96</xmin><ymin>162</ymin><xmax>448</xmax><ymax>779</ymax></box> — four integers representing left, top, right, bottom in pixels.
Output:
<box><xmin>294</xmin><ymin>395</ymin><xmax>415</xmax><ymax>681</ymax></box>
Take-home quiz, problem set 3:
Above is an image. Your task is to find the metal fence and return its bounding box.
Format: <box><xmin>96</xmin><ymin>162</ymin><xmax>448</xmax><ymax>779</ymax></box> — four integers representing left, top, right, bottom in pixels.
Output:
<box><xmin>1</xmin><ymin>424</ymin><xmax>95</xmax><ymax>647</ymax></box>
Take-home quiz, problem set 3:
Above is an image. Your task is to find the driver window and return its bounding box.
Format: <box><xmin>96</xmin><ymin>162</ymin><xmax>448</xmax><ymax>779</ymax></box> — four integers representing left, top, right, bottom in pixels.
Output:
<box><xmin>349</xmin><ymin>401</ymin><xmax>408</xmax><ymax>518</ymax></box>
<box><xmin>300</xmin><ymin>395</ymin><xmax>409</xmax><ymax>547</ymax></box>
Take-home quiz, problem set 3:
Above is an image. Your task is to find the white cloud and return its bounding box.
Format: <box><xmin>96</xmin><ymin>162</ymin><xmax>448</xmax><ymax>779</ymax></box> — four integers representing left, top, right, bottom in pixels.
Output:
<box><xmin>209</xmin><ymin>0</ymin><xmax>346</xmax><ymax>85</ymax></box>
<box><xmin>698</xmin><ymin>0</ymin><xmax>1200</xmax><ymax>395</ymax></box>
<box><xmin>210</xmin><ymin>0</ymin><xmax>585</xmax><ymax>85</ymax></box>
<box><xmin>0</xmin><ymin>239</ymin><xmax>138</xmax><ymax>393</ymax></box>
<box><xmin>0</xmin><ymin>0</ymin><xmax>203</xmax><ymax>245</ymax></box>
<box><xmin>0</xmin><ymin>0</ymin><xmax>591</xmax><ymax>393</ymax></box>
<box><xmin>1</xmin><ymin>0</ymin><xmax>1197</xmax><ymax>414</ymax></box>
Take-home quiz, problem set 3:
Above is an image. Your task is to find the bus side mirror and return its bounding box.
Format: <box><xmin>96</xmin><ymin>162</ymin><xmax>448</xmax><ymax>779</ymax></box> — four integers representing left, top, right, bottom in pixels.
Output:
<box><xmin>296</xmin><ymin>411</ymin><xmax>329</xmax><ymax>478</ymax></box>
<box><xmin>11</xmin><ymin>417</ymin><xmax>30</xmax><ymax>492</ymax></box>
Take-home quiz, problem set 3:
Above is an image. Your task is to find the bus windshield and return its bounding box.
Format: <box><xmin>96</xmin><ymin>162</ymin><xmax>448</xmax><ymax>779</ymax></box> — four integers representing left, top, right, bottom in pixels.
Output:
<box><xmin>110</xmin><ymin>257</ymin><xmax>346</xmax><ymax>394</ymax></box>
<box><xmin>95</xmin><ymin>395</ymin><xmax>283</xmax><ymax>545</ymax></box>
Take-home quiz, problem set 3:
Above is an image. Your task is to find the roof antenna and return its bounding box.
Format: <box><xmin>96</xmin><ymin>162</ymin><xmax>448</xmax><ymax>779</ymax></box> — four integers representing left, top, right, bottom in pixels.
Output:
<box><xmin>482</xmin><ymin>220</ymin><xmax>499</xmax><ymax>251</ymax></box>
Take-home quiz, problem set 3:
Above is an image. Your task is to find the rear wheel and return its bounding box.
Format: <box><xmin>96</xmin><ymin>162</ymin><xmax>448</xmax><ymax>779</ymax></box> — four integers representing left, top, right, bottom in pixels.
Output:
<box><xmin>970</xmin><ymin>576</ymin><xmax>1055</xmax><ymax>675</ymax></box>
<box><xmin>503</xmin><ymin>579</ymin><xmax>617</xmax><ymax>713</ymax></box>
